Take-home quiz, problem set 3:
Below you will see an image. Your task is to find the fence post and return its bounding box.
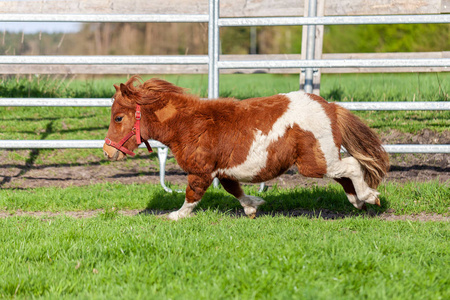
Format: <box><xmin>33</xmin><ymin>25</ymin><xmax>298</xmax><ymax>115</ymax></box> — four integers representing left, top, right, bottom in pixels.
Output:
<box><xmin>209</xmin><ymin>0</ymin><xmax>221</xmax><ymax>188</ymax></box>
<box><xmin>300</xmin><ymin>0</ymin><xmax>324</xmax><ymax>94</ymax></box>
<box><xmin>208</xmin><ymin>0</ymin><xmax>220</xmax><ymax>100</ymax></box>
<box><xmin>303</xmin><ymin>0</ymin><xmax>317</xmax><ymax>94</ymax></box>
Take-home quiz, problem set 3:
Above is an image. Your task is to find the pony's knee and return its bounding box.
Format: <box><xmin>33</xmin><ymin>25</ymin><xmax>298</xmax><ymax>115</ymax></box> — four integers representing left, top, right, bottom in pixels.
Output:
<box><xmin>358</xmin><ymin>188</ymin><xmax>380</xmax><ymax>205</ymax></box>
<box><xmin>343</xmin><ymin>193</ymin><xmax>364</xmax><ymax>209</ymax></box>
<box><xmin>333</xmin><ymin>168</ymin><xmax>379</xmax><ymax>209</ymax></box>
<box><xmin>350</xmin><ymin>197</ymin><xmax>365</xmax><ymax>209</ymax></box>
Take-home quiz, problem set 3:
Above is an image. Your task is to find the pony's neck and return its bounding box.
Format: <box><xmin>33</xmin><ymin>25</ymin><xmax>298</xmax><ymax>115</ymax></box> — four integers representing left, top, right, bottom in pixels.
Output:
<box><xmin>143</xmin><ymin>93</ymin><xmax>198</xmax><ymax>147</ymax></box>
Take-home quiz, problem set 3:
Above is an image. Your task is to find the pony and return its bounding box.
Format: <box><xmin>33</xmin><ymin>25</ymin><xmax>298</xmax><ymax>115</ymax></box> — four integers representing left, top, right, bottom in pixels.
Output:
<box><xmin>103</xmin><ymin>76</ymin><xmax>389</xmax><ymax>220</ymax></box>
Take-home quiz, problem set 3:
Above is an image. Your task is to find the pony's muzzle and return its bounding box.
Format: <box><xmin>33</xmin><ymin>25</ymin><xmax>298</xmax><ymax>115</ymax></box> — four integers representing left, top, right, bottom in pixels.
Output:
<box><xmin>103</xmin><ymin>143</ymin><xmax>126</xmax><ymax>161</ymax></box>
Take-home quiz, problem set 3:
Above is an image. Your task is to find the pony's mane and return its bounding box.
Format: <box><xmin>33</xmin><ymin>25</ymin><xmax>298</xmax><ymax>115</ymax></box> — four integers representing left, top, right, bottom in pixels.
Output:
<box><xmin>141</xmin><ymin>78</ymin><xmax>185</xmax><ymax>95</ymax></box>
<box><xmin>117</xmin><ymin>76</ymin><xmax>187</xmax><ymax>106</ymax></box>
<box><xmin>123</xmin><ymin>75</ymin><xmax>185</xmax><ymax>95</ymax></box>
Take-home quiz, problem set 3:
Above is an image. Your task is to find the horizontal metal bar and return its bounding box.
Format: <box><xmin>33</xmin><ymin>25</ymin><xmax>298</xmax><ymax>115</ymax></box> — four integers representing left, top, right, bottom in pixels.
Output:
<box><xmin>0</xmin><ymin>55</ymin><xmax>209</xmax><ymax>65</ymax></box>
<box><xmin>382</xmin><ymin>144</ymin><xmax>450</xmax><ymax>154</ymax></box>
<box><xmin>0</xmin><ymin>140</ymin><xmax>167</xmax><ymax>149</ymax></box>
<box><xmin>2</xmin><ymin>57</ymin><xmax>449</xmax><ymax>69</ymax></box>
<box><xmin>217</xmin><ymin>59</ymin><xmax>450</xmax><ymax>69</ymax></box>
<box><xmin>0</xmin><ymin>140</ymin><xmax>447</xmax><ymax>153</ymax></box>
<box><xmin>219</xmin><ymin>14</ymin><xmax>450</xmax><ymax>27</ymax></box>
<box><xmin>0</xmin><ymin>13</ymin><xmax>209</xmax><ymax>23</ymax></box>
<box><xmin>1</xmin><ymin>99</ymin><xmax>449</xmax><ymax>111</ymax></box>
<box><xmin>0</xmin><ymin>98</ymin><xmax>111</xmax><ymax>107</ymax></box>
<box><xmin>336</xmin><ymin>102</ymin><xmax>450</xmax><ymax>111</ymax></box>
<box><xmin>2</xmin><ymin>14</ymin><xmax>449</xmax><ymax>26</ymax></box>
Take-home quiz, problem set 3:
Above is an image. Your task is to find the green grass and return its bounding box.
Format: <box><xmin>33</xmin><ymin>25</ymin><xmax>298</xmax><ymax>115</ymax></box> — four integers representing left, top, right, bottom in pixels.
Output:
<box><xmin>0</xmin><ymin>181</ymin><xmax>448</xmax><ymax>299</ymax></box>
<box><xmin>0</xmin><ymin>214</ymin><xmax>448</xmax><ymax>299</ymax></box>
<box><xmin>2</xmin><ymin>73</ymin><xmax>449</xmax><ymax>100</ymax></box>
<box><xmin>1</xmin><ymin>181</ymin><xmax>448</xmax><ymax>215</ymax></box>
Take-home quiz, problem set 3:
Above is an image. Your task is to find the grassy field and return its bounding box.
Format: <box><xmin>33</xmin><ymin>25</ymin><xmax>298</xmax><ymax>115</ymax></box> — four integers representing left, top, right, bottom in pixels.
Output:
<box><xmin>0</xmin><ymin>73</ymin><xmax>449</xmax><ymax>299</ymax></box>
<box><xmin>2</xmin><ymin>73</ymin><xmax>449</xmax><ymax>101</ymax></box>
<box><xmin>0</xmin><ymin>181</ymin><xmax>449</xmax><ymax>215</ymax></box>
<box><xmin>1</xmin><ymin>214</ymin><xmax>448</xmax><ymax>299</ymax></box>
<box><xmin>0</xmin><ymin>181</ymin><xmax>449</xmax><ymax>299</ymax></box>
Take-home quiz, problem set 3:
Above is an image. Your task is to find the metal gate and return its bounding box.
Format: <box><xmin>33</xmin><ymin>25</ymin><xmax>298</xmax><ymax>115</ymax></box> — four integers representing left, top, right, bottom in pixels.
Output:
<box><xmin>0</xmin><ymin>0</ymin><xmax>449</xmax><ymax>192</ymax></box>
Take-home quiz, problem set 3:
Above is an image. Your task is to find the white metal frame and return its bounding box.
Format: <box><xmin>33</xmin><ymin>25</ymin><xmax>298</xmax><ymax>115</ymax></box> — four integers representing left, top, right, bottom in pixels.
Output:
<box><xmin>0</xmin><ymin>0</ymin><xmax>449</xmax><ymax>193</ymax></box>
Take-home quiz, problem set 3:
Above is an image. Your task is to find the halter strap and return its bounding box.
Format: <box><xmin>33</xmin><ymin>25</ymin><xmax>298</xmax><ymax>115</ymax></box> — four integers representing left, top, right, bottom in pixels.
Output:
<box><xmin>104</xmin><ymin>104</ymin><xmax>153</xmax><ymax>157</ymax></box>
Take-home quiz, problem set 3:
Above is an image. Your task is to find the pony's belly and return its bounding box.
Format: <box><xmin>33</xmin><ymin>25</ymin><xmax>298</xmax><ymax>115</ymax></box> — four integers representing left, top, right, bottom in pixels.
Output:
<box><xmin>217</xmin><ymin>158</ymin><xmax>292</xmax><ymax>183</ymax></box>
<box><xmin>216</xmin><ymin>132</ymin><xmax>276</xmax><ymax>182</ymax></box>
<box><xmin>217</xmin><ymin>159</ymin><xmax>266</xmax><ymax>182</ymax></box>
<box><xmin>216</xmin><ymin>137</ymin><xmax>295</xmax><ymax>183</ymax></box>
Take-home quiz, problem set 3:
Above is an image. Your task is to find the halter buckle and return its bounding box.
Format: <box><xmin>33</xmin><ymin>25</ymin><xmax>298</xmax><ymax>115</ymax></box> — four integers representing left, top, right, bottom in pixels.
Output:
<box><xmin>135</xmin><ymin>111</ymin><xmax>141</xmax><ymax>120</ymax></box>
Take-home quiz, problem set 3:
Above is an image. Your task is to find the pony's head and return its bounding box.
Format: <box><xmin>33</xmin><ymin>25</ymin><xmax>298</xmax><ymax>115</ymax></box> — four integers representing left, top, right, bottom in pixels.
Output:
<box><xmin>103</xmin><ymin>76</ymin><xmax>184</xmax><ymax>161</ymax></box>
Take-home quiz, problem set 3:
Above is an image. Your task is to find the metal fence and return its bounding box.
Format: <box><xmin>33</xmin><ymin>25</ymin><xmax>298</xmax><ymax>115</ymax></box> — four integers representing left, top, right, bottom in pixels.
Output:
<box><xmin>0</xmin><ymin>0</ymin><xmax>449</xmax><ymax>192</ymax></box>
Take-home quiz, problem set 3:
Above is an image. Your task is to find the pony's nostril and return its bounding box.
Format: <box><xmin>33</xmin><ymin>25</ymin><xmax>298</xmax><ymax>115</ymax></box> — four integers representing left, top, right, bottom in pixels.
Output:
<box><xmin>103</xmin><ymin>151</ymin><xmax>109</xmax><ymax>159</ymax></box>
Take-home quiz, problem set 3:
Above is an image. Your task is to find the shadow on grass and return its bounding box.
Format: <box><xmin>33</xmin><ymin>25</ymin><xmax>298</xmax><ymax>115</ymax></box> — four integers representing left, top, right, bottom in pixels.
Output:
<box><xmin>0</xmin><ymin>114</ymin><xmax>98</xmax><ymax>122</ymax></box>
<box><xmin>0</xmin><ymin>121</ymin><xmax>54</xmax><ymax>187</ymax></box>
<box><xmin>13</xmin><ymin>125</ymin><xmax>109</xmax><ymax>135</ymax></box>
<box><xmin>141</xmin><ymin>187</ymin><xmax>388</xmax><ymax>220</ymax></box>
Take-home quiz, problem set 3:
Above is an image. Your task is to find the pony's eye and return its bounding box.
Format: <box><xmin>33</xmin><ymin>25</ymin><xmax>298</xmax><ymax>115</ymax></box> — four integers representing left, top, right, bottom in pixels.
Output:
<box><xmin>114</xmin><ymin>116</ymin><xmax>123</xmax><ymax>123</ymax></box>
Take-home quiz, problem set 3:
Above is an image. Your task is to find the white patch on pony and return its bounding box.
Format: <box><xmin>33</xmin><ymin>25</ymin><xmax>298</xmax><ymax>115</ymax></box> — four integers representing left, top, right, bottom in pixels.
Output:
<box><xmin>345</xmin><ymin>193</ymin><xmax>364</xmax><ymax>209</ymax></box>
<box><xmin>328</xmin><ymin>157</ymin><xmax>379</xmax><ymax>204</ymax></box>
<box><xmin>216</xmin><ymin>91</ymin><xmax>339</xmax><ymax>181</ymax></box>
<box><xmin>167</xmin><ymin>200</ymin><xmax>199</xmax><ymax>221</ymax></box>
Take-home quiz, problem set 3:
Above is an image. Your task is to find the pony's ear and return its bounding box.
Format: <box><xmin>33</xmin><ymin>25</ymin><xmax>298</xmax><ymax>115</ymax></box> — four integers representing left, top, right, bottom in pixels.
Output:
<box><xmin>113</xmin><ymin>84</ymin><xmax>120</xmax><ymax>92</ymax></box>
<box><xmin>120</xmin><ymin>83</ymin><xmax>129</xmax><ymax>96</ymax></box>
<box><xmin>119</xmin><ymin>83</ymin><xmax>138</xmax><ymax>105</ymax></box>
<box><xmin>120</xmin><ymin>83</ymin><xmax>137</xmax><ymax>99</ymax></box>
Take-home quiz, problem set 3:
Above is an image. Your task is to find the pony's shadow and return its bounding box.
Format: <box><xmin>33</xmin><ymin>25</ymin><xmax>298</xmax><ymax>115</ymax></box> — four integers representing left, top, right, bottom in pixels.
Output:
<box><xmin>139</xmin><ymin>187</ymin><xmax>388</xmax><ymax>220</ymax></box>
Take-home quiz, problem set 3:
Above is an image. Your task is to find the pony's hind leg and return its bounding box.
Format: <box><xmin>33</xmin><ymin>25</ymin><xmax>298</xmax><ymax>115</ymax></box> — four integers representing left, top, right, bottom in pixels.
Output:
<box><xmin>219</xmin><ymin>178</ymin><xmax>265</xmax><ymax>218</ymax></box>
<box><xmin>327</xmin><ymin>157</ymin><xmax>380</xmax><ymax>208</ymax></box>
<box><xmin>334</xmin><ymin>177</ymin><xmax>365</xmax><ymax>209</ymax></box>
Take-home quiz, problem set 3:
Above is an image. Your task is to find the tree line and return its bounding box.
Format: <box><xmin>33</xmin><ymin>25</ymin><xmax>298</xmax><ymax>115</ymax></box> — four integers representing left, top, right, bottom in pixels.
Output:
<box><xmin>1</xmin><ymin>23</ymin><xmax>448</xmax><ymax>56</ymax></box>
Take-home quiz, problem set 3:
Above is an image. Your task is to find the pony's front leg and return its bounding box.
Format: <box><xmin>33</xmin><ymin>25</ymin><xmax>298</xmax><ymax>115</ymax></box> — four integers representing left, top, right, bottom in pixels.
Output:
<box><xmin>167</xmin><ymin>174</ymin><xmax>211</xmax><ymax>221</ymax></box>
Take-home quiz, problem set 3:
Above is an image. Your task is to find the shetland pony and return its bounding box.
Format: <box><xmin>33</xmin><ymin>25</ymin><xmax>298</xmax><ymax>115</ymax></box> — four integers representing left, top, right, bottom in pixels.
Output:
<box><xmin>103</xmin><ymin>76</ymin><xmax>389</xmax><ymax>220</ymax></box>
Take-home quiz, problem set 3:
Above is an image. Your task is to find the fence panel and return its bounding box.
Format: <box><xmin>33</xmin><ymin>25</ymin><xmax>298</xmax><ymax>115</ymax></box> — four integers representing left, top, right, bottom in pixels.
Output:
<box><xmin>0</xmin><ymin>0</ymin><xmax>449</xmax><ymax>194</ymax></box>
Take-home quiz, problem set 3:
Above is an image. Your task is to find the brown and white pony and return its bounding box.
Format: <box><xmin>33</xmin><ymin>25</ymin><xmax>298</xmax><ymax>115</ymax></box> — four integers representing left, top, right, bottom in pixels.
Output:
<box><xmin>103</xmin><ymin>76</ymin><xmax>389</xmax><ymax>220</ymax></box>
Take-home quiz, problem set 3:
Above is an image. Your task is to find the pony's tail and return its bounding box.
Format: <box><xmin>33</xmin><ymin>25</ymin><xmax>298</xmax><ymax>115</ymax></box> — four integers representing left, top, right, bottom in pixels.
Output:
<box><xmin>334</xmin><ymin>105</ymin><xmax>390</xmax><ymax>188</ymax></box>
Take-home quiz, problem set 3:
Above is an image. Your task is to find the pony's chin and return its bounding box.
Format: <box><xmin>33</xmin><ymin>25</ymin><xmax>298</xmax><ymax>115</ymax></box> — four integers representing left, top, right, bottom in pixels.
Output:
<box><xmin>103</xmin><ymin>144</ymin><xmax>127</xmax><ymax>161</ymax></box>
<box><xmin>112</xmin><ymin>150</ymin><xmax>127</xmax><ymax>161</ymax></box>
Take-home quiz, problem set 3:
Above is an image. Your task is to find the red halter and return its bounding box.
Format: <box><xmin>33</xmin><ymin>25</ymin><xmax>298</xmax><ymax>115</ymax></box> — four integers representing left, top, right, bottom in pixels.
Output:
<box><xmin>104</xmin><ymin>104</ymin><xmax>153</xmax><ymax>157</ymax></box>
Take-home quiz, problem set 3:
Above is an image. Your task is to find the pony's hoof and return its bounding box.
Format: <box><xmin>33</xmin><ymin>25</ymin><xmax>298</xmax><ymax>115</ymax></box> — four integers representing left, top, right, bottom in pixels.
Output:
<box><xmin>243</xmin><ymin>206</ymin><xmax>257</xmax><ymax>217</ymax></box>
<box><xmin>248</xmin><ymin>213</ymin><xmax>256</xmax><ymax>219</ymax></box>
<box><xmin>167</xmin><ymin>211</ymin><xmax>181</xmax><ymax>221</ymax></box>
<box><xmin>375</xmin><ymin>197</ymin><xmax>381</xmax><ymax>207</ymax></box>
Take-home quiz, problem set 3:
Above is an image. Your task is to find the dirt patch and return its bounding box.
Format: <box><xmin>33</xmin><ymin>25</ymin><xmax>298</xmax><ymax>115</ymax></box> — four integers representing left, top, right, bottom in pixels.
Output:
<box><xmin>381</xmin><ymin>128</ymin><xmax>450</xmax><ymax>145</ymax></box>
<box><xmin>0</xmin><ymin>129</ymin><xmax>447</xmax><ymax>190</ymax></box>
<box><xmin>1</xmin><ymin>208</ymin><xmax>448</xmax><ymax>222</ymax></box>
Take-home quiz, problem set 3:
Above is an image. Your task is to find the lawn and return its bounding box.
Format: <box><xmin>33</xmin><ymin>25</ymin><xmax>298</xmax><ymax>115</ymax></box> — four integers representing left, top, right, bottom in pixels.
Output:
<box><xmin>0</xmin><ymin>180</ymin><xmax>448</xmax><ymax>298</ymax></box>
<box><xmin>0</xmin><ymin>181</ymin><xmax>449</xmax><ymax>215</ymax></box>
<box><xmin>0</xmin><ymin>212</ymin><xmax>448</xmax><ymax>299</ymax></box>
